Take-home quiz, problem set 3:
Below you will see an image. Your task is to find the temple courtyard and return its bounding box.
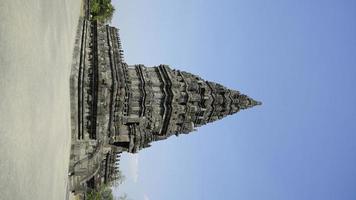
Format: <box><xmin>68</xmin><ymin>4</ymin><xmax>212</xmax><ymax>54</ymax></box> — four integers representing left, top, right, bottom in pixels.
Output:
<box><xmin>0</xmin><ymin>0</ymin><xmax>81</xmax><ymax>199</ymax></box>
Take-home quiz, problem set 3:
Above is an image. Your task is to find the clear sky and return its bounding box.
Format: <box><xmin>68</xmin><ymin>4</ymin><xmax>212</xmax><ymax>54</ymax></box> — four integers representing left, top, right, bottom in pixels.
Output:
<box><xmin>111</xmin><ymin>0</ymin><xmax>356</xmax><ymax>200</ymax></box>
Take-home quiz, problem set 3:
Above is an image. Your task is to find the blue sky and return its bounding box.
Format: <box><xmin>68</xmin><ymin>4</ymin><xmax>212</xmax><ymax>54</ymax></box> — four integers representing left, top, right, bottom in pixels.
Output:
<box><xmin>111</xmin><ymin>0</ymin><xmax>356</xmax><ymax>199</ymax></box>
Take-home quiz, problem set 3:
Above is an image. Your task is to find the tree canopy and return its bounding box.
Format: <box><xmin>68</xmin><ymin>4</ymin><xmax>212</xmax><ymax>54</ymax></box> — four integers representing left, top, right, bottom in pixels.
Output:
<box><xmin>90</xmin><ymin>0</ymin><xmax>115</xmax><ymax>23</ymax></box>
<box><xmin>87</xmin><ymin>185</ymin><xmax>114</xmax><ymax>200</ymax></box>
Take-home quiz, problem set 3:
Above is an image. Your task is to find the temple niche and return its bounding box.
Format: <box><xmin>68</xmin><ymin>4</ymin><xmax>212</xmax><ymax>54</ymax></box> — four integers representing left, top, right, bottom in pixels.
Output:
<box><xmin>68</xmin><ymin>3</ymin><xmax>261</xmax><ymax>196</ymax></box>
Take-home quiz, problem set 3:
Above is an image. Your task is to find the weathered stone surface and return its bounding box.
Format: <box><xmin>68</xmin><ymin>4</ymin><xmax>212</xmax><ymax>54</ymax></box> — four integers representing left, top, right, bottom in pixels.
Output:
<box><xmin>68</xmin><ymin>2</ymin><xmax>260</xmax><ymax>195</ymax></box>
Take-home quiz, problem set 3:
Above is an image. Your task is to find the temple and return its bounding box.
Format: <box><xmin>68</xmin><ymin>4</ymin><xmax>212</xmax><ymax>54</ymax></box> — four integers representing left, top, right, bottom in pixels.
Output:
<box><xmin>68</xmin><ymin>2</ymin><xmax>261</xmax><ymax>196</ymax></box>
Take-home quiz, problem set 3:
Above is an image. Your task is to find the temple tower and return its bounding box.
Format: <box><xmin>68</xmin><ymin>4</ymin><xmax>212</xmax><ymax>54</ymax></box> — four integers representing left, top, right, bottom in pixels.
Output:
<box><xmin>69</xmin><ymin>17</ymin><xmax>261</xmax><ymax>193</ymax></box>
<box><xmin>110</xmin><ymin>64</ymin><xmax>261</xmax><ymax>153</ymax></box>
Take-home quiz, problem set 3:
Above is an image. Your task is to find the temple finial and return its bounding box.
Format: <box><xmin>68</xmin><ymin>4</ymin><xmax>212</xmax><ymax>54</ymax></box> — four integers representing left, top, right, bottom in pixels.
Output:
<box><xmin>249</xmin><ymin>97</ymin><xmax>262</xmax><ymax>107</ymax></box>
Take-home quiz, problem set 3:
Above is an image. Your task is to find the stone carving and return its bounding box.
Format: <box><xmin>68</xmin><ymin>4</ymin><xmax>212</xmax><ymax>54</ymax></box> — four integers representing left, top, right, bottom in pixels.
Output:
<box><xmin>68</xmin><ymin>4</ymin><xmax>260</xmax><ymax>195</ymax></box>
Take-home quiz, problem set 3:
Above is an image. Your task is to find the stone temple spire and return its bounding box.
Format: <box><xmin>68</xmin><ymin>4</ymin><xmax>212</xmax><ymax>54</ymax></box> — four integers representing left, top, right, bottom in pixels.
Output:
<box><xmin>71</xmin><ymin>24</ymin><xmax>260</xmax><ymax>154</ymax></box>
<box><xmin>169</xmin><ymin>71</ymin><xmax>261</xmax><ymax>130</ymax></box>
<box><xmin>228</xmin><ymin>92</ymin><xmax>262</xmax><ymax>113</ymax></box>
<box><xmin>69</xmin><ymin>23</ymin><xmax>261</xmax><ymax>155</ymax></box>
<box><xmin>110</xmin><ymin>64</ymin><xmax>261</xmax><ymax>153</ymax></box>
<box><xmin>69</xmin><ymin>17</ymin><xmax>261</xmax><ymax>194</ymax></box>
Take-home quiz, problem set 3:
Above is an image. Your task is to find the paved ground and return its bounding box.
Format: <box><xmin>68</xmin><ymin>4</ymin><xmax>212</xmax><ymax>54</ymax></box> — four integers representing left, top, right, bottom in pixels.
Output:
<box><xmin>0</xmin><ymin>0</ymin><xmax>81</xmax><ymax>199</ymax></box>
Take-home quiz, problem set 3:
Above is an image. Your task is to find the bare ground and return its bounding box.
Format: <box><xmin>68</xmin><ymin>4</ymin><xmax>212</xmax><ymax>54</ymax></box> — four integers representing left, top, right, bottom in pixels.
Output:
<box><xmin>0</xmin><ymin>0</ymin><xmax>81</xmax><ymax>199</ymax></box>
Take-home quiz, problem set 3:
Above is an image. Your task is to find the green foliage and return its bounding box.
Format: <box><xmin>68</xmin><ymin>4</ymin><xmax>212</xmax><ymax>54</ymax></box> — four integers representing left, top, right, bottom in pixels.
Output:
<box><xmin>86</xmin><ymin>186</ymin><xmax>133</xmax><ymax>200</ymax></box>
<box><xmin>86</xmin><ymin>185</ymin><xmax>114</xmax><ymax>200</ymax></box>
<box><xmin>90</xmin><ymin>0</ymin><xmax>115</xmax><ymax>23</ymax></box>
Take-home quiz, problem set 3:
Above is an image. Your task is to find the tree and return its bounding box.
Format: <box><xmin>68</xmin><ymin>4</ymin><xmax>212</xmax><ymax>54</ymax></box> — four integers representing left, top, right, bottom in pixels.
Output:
<box><xmin>87</xmin><ymin>185</ymin><xmax>114</xmax><ymax>200</ymax></box>
<box><xmin>90</xmin><ymin>0</ymin><xmax>115</xmax><ymax>23</ymax></box>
